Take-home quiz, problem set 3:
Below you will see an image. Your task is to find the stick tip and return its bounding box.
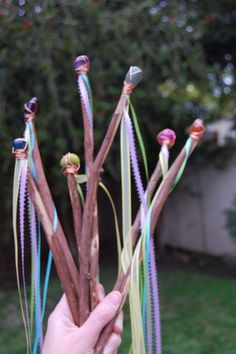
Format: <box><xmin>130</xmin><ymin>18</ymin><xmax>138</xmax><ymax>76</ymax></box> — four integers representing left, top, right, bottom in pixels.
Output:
<box><xmin>60</xmin><ymin>152</ymin><xmax>80</xmax><ymax>175</ymax></box>
<box><xmin>189</xmin><ymin>118</ymin><xmax>206</xmax><ymax>141</ymax></box>
<box><xmin>125</xmin><ymin>66</ymin><xmax>142</xmax><ymax>86</ymax></box>
<box><xmin>24</xmin><ymin>97</ymin><xmax>38</xmax><ymax>120</ymax></box>
<box><xmin>74</xmin><ymin>55</ymin><xmax>90</xmax><ymax>74</ymax></box>
<box><xmin>156</xmin><ymin>129</ymin><xmax>176</xmax><ymax>148</ymax></box>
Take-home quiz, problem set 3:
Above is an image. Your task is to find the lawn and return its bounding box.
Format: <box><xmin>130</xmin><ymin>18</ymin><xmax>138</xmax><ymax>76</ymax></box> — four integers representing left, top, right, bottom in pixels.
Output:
<box><xmin>1</xmin><ymin>269</ymin><xmax>236</xmax><ymax>354</ymax></box>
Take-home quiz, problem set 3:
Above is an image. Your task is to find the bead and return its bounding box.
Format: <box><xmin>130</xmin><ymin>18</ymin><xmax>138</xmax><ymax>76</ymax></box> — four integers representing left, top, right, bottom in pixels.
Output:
<box><xmin>190</xmin><ymin>118</ymin><xmax>206</xmax><ymax>141</ymax></box>
<box><xmin>156</xmin><ymin>129</ymin><xmax>176</xmax><ymax>148</ymax></box>
<box><xmin>125</xmin><ymin>66</ymin><xmax>142</xmax><ymax>86</ymax></box>
<box><xmin>12</xmin><ymin>138</ymin><xmax>27</xmax><ymax>150</ymax></box>
<box><xmin>24</xmin><ymin>97</ymin><xmax>38</xmax><ymax>116</ymax></box>
<box><xmin>60</xmin><ymin>153</ymin><xmax>80</xmax><ymax>169</ymax></box>
<box><xmin>73</xmin><ymin>55</ymin><xmax>90</xmax><ymax>74</ymax></box>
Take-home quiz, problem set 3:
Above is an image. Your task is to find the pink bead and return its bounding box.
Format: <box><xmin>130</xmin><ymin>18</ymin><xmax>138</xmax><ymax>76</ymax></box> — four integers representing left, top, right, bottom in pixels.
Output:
<box><xmin>156</xmin><ymin>129</ymin><xmax>176</xmax><ymax>148</ymax></box>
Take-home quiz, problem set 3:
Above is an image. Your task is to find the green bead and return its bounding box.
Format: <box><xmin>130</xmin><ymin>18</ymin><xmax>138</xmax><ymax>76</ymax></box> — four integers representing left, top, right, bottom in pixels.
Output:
<box><xmin>125</xmin><ymin>66</ymin><xmax>142</xmax><ymax>86</ymax></box>
<box><xmin>60</xmin><ymin>153</ymin><xmax>80</xmax><ymax>168</ymax></box>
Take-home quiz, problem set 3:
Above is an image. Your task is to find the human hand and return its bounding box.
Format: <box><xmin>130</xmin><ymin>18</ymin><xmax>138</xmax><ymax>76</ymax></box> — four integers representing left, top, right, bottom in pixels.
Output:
<box><xmin>42</xmin><ymin>286</ymin><xmax>123</xmax><ymax>354</ymax></box>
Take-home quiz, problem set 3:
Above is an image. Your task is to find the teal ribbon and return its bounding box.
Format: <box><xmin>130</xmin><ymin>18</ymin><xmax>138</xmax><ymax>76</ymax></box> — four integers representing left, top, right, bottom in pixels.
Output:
<box><xmin>33</xmin><ymin>207</ymin><xmax>58</xmax><ymax>354</ymax></box>
<box><xmin>173</xmin><ymin>138</ymin><xmax>191</xmax><ymax>188</ymax></box>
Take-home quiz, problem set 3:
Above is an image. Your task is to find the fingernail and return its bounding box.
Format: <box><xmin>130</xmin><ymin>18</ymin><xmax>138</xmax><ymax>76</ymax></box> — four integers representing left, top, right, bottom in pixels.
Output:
<box><xmin>109</xmin><ymin>291</ymin><xmax>122</xmax><ymax>306</ymax></box>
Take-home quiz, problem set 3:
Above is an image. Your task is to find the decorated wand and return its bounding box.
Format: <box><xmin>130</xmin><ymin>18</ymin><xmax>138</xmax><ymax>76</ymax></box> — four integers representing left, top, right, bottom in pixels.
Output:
<box><xmin>74</xmin><ymin>55</ymin><xmax>100</xmax><ymax>312</ymax></box>
<box><xmin>78</xmin><ymin>65</ymin><xmax>142</xmax><ymax>324</ymax></box>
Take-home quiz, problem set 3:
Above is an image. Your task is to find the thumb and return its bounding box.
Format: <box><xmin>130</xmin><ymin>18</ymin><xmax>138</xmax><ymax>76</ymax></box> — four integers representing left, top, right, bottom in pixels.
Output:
<box><xmin>80</xmin><ymin>291</ymin><xmax>122</xmax><ymax>345</ymax></box>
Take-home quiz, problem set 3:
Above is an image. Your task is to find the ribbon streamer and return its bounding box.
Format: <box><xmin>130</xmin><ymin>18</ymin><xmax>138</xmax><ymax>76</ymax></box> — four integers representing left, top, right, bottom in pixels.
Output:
<box><xmin>127</xmin><ymin>98</ymin><xmax>149</xmax><ymax>182</ymax></box>
<box><xmin>123</xmin><ymin>107</ymin><xmax>147</xmax><ymax>215</ymax></box>
<box><xmin>19</xmin><ymin>159</ymin><xmax>31</xmax><ymax>341</ymax></box>
<box><xmin>159</xmin><ymin>144</ymin><xmax>169</xmax><ymax>178</ymax></box>
<box><xmin>24</xmin><ymin>120</ymin><xmax>44</xmax><ymax>352</ymax></box>
<box><xmin>77</xmin><ymin>74</ymin><xmax>93</xmax><ymax>130</ymax></box>
<box><xmin>13</xmin><ymin>159</ymin><xmax>31</xmax><ymax>354</ymax></box>
<box><xmin>123</xmin><ymin>105</ymin><xmax>162</xmax><ymax>353</ymax></box>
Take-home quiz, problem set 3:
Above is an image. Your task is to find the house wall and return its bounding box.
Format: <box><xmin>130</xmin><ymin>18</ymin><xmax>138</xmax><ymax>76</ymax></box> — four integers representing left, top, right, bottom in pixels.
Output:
<box><xmin>162</xmin><ymin>156</ymin><xmax>236</xmax><ymax>258</ymax></box>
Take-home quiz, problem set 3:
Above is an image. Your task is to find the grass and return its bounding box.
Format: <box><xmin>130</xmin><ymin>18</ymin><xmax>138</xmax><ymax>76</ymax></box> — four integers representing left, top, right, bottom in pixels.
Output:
<box><xmin>1</xmin><ymin>268</ymin><xmax>236</xmax><ymax>354</ymax></box>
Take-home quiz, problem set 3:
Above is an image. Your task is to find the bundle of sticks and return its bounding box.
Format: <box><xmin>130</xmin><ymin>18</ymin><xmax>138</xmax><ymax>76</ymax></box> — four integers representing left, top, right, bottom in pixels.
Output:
<box><xmin>12</xmin><ymin>55</ymin><xmax>205</xmax><ymax>354</ymax></box>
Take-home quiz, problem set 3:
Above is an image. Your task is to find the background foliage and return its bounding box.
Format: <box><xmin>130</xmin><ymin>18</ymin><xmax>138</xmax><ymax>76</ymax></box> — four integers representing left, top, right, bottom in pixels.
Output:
<box><xmin>0</xmin><ymin>0</ymin><xmax>236</xmax><ymax>269</ymax></box>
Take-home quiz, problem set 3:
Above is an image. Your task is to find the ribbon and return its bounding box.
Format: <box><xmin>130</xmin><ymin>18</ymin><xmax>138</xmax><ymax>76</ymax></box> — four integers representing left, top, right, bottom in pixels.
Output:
<box><xmin>33</xmin><ymin>207</ymin><xmax>58</xmax><ymax>354</ymax></box>
<box><xmin>19</xmin><ymin>159</ymin><xmax>31</xmax><ymax>340</ymax></box>
<box><xmin>173</xmin><ymin>137</ymin><xmax>191</xmax><ymax>188</ymax></box>
<box><xmin>159</xmin><ymin>144</ymin><xmax>169</xmax><ymax>178</ymax></box>
<box><xmin>122</xmin><ymin>104</ymin><xmax>164</xmax><ymax>353</ymax></box>
<box><xmin>77</xmin><ymin>74</ymin><xmax>93</xmax><ymax>130</ymax></box>
<box><xmin>13</xmin><ymin>158</ymin><xmax>31</xmax><ymax>354</ymax></box>
<box><xmin>24</xmin><ymin>120</ymin><xmax>48</xmax><ymax>353</ymax></box>
<box><xmin>127</xmin><ymin>98</ymin><xmax>149</xmax><ymax>181</ymax></box>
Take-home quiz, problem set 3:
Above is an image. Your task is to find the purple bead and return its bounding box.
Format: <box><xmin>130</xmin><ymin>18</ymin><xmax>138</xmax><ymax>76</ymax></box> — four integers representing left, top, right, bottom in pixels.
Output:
<box><xmin>12</xmin><ymin>138</ymin><xmax>27</xmax><ymax>150</ymax></box>
<box><xmin>24</xmin><ymin>97</ymin><xmax>38</xmax><ymax>115</ymax></box>
<box><xmin>156</xmin><ymin>129</ymin><xmax>176</xmax><ymax>148</ymax></box>
<box><xmin>73</xmin><ymin>55</ymin><xmax>90</xmax><ymax>73</ymax></box>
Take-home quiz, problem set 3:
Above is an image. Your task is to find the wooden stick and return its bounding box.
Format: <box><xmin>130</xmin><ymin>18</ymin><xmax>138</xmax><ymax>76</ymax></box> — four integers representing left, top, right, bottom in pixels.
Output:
<box><xmin>23</xmin><ymin>99</ymin><xmax>81</xmax><ymax>301</ymax></box>
<box><xmin>74</xmin><ymin>55</ymin><xmax>94</xmax><ymax>167</ymax></box>
<box><xmin>67</xmin><ymin>173</ymin><xmax>82</xmax><ymax>256</ymax></box>
<box><xmin>78</xmin><ymin>94</ymin><xmax>125</xmax><ymax>323</ymax></box>
<box><xmin>90</xmin><ymin>205</ymin><xmax>100</xmax><ymax>310</ymax></box>
<box><xmin>94</xmin><ymin>119</ymin><xmax>206</xmax><ymax>353</ymax></box>
<box><xmin>27</xmin><ymin>172</ymin><xmax>80</xmax><ymax>325</ymax></box>
<box><xmin>74</xmin><ymin>56</ymin><xmax>100</xmax><ymax>312</ymax></box>
<box><xmin>78</xmin><ymin>67</ymin><xmax>143</xmax><ymax>324</ymax></box>
<box><xmin>60</xmin><ymin>153</ymin><xmax>82</xmax><ymax>261</ymax></box>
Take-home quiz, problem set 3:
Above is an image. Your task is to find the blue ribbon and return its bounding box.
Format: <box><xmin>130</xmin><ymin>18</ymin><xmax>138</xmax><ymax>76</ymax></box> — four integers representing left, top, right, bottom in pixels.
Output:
<box><xmin>33</xmin><ymin>207</ymin><xmax>58</xmax><ymax>354</ymax></box>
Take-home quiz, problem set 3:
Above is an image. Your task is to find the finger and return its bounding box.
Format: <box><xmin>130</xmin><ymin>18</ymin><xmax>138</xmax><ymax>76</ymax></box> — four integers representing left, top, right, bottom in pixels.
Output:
<box><xmin>103</xmin><ymin>333</ymin><xmax>122</xmax><ymax>354</ymax></box>
<box><xmin>97</xmin><ymin>283</ymin><xmax>105</xmax><ymax>301</ymax></box>
<box><xmin>80</xmin><ymin>291</ymin><xmax>122</xmax><ymax>345</ymax></box>
<box><xmin>113</xmin><ymin>311</ymin><xmax>123</xmax><ymax>335</ymax></box>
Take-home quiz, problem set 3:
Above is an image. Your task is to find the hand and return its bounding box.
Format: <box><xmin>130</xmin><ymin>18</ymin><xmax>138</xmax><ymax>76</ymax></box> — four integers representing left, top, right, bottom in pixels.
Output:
<box><xmin>42</xmin><ymin>287</ymin><xmax>123</xmax><ymax>354</ymax></box>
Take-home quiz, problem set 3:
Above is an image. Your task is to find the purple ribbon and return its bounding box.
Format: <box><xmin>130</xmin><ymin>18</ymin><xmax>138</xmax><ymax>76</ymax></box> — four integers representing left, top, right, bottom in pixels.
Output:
<box><xmin>150</xmin><ymin>238</ymin><xmax>162</xmax><ymax>354</ymax></box>
<box><xmin>123</xmin><ymin>107</ymin><xmax>162</xmax><ymax>354</ymax></box>
<box><xmin>19</xmin><ymin>159</ymin><xmax>30</xmax><ymax>338</ymax></box>
<box><xmin>123</xmin><ymin>108</ymin><xmax>147</xmax><ymax>215</ymax></box>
